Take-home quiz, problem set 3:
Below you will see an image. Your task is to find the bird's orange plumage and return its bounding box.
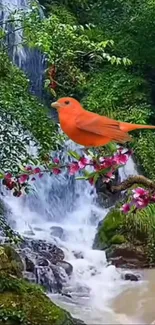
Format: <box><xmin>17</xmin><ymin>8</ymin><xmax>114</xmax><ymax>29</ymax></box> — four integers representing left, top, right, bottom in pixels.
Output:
<box><xmin>51</xmin><ymin>97</ymin><xmax>155</xmax><ymax>147</ymax></box>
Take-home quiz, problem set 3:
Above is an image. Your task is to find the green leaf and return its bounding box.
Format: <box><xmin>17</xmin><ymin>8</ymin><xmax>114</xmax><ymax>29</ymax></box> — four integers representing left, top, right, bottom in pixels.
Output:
<box><xmin>68</xmin><ymin>150</ymin><xmax>81</xmax><ymax>160</ymax></box>
<box><xmin>0</xmin><ymin>172</ymin><xmax>5</xmax><ymax>179</ymax></box>
<box><xmin>75</xmin><ymin>176</ymin><xmax>86</xmax><ymax>180</ymax></box>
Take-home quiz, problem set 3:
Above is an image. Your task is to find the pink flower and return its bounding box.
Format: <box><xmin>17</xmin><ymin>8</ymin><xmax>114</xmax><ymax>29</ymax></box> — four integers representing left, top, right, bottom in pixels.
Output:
<box><xmin>5</xmin><ymin>173</ymin><xmax>12</xmax><ymax>179</ymax></box>
<box><xmin>53</xmin><ymin>158</ymin><xmax>60</xmax><ymax>164</ymax></box>
<box><xmin>25</xmin><ymin>166</ymin><xmax>33</xmax><ymax>171</ymax></box>
<box><xmin>105</xmin><ymin>171</ymin><xmax>115</xmax><ymax>183</ymax></box>
<box><xmin>34</xmin><ymin>167</ymin><xmax>41</xmax><ymax>174</ymax></box>
<box><xmin>113</xmin><ymin>153</ymin><xmax>129</xmax><ymax>165</ymax></box>
<box><xmin>68</xmin><ymin>162</ymin><xmax>79</xmax><ymax>175</ymax></box>
<box><xmin>78</xmin><ymin>157</ymin><xmax>90</xmax><ymax>169</ymax></box>
<box><xmin>94</xmin><ymin>157</ymin><xmax>115</xmax><ymax>171</ymax></box>
<box><xmin>53</xmin><ymin>168</ymin><xmax>61</xmax><ymax>175</ymax></box>
<box><xmin>89</xmin><ymin>177</ymin><xmax>94</xmax><ymax>186</ymax></box>
<box><xmin>132</xmin><ymin>187</ymin><xmax>149</xmax><ymax>199</ymax></box>
<box><xmin>134</xmin><ymin>197</ymin><xmax>149</xmax><ymax>209</ymax></box>
<box><xmin>121</xmin><ymin>203</ymin><xmax>131</xmax><ymax>214</ymax></box>
<box><xmin>19</xmin><ymin>174</ymin><xmax>29</xmax><ymax>184</ymax></box>
<box><xmin>103</xmin><ymin>157</ymin><xmax>116</xmax><ymax>168</ymax></box>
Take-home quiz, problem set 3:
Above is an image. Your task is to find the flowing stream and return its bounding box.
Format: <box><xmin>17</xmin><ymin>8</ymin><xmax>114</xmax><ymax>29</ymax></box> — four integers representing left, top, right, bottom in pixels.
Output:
<box><xmin>2</xmin><ymin>145</ymin><xmax>152</xmax><ymax>325</ymax></box>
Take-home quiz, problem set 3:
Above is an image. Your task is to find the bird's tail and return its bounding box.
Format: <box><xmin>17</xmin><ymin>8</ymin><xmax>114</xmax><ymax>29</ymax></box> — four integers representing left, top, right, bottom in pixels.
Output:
<box><xmin>120</xmin><ymin>121</ymin><xmax>155</xmax><ymax>133</ymax></box>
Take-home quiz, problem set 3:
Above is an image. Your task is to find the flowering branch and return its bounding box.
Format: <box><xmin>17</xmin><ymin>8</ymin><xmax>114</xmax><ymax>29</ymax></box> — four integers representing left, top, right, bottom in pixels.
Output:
<box><xmin>1</xmin><ymin>148</ymin><xmax>155</xmax><ymax>214</ymax></box>
<box><xmin>110</xmin><ymin>175</ymin><xmax>155</xmax><ymax>193</ymax></box>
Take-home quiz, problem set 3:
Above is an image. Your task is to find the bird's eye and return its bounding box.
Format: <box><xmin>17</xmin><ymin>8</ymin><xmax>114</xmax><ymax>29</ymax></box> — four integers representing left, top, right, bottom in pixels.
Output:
<box><xmin>64</xmin><ymin>100</ymin><xmax>70</xmax><ymax>105</ymax></box>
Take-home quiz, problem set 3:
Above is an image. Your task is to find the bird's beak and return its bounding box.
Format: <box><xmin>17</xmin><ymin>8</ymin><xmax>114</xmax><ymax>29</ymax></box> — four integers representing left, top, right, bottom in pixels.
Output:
<box><xmin>51</xmin><ymin>101</ymin><xmax>61</xmax><ymax>110</ymax></box>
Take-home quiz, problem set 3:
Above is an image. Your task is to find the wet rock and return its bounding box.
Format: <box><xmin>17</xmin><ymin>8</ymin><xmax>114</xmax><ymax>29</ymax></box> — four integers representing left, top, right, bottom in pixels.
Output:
<box><xmin>50</xmin><ymin>226</ymin><xmax>65</xmax><ymax>239</ymax></box>
<box><xmin>15</xmin><ymin>238</ymin><xmax>71</xmax><ymax>294</ymax></box>
<box><xmin>56</xmin><ymin>261</ymin><xmax>73</xmax><ymax>276</ymax></box>
<box><xmin>37</xmin><ymin>258</ymin><xmax>49</xmax><ymax>267</ymax></box>
<box><xmin>23</xmin><ymin>271</ymin><xmax>36</xmax><ymax>283</ymax></box>
<box><xmin>89</xmin><ymin>266</ymin><xmax>98</xmax><ymax>276</ymax></box>
<box><xmin>106</xmin><ymin>243</ymin><xmax>148</xmax><ymax>269</ymax></box>
<box><xmin>25</xmin><ymin>256</ymin><xmax>35</xmax><ymax>272</ymax></box>
<box><xmin>23</xmin><ymin>230</ymin><xmax>35</xmax><ymax>236</ymax></box>
<box><xmin>41</xmin><ymin>247</ymin><xmax>65</xmax><ymax>265</ymax></box>
<box><xmin>51</xmin><ymin>264</ymin><xmax>67</xmax><ymax>282</ymax></box>
<box><xmin>73</xmin><ymin>251</ymin><xmax>84</xmax><ymax>259</ymax></box>
<box><xmin>121</xmin><ymin>272</ymin><xmax>140</xmax><ymax>281</ymax></box>
<box><xmin>35</xmin><ymin>266</ymin><xmax>56</xmax><ymax>292</ymax></box>
<box><xmin>34</xmin><ymin>227</ymin><xmax>44</xmax><ymax>232</ymax></box>
<box><xmin>21</xmin><ymin>239</ymin><xmax>65</xmax><ymax>264</ymax></box>
<box><xmin>96</xmin><ymin>170</ymin><xmax>122</xmax><ymax>208</ymax></box>
<box><xmin>49</xmin><ymin>245</ymin><xmax>65</xmax><ymax>263</ymax></box>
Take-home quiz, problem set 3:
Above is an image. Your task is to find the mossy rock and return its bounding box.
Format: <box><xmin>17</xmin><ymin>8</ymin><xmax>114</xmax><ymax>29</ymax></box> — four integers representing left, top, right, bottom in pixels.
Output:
<box><xmin>0</xmin><ymin>246</ymin><xmax>23</xmax><ymax>278</ymax></box>
<box><xmin>0</xmin><ymin>274</ymin><xmax>84</xmax><ymax>325</ymax></box>
<box><xmin>106</xmin><ymin>243</ymin><xmax>148</xmax><ymax>269</ymax></box>
<box><xmin>109</xmin><ymin>234</ymin><xmax>127</xmax><ymax>245</ymax></box>
<box><xmin>94</xmin><ymin>204</ymin><xmax>155</xmax><ymax>268</ymax></box>
<box><xmin>93</xmin><ymin>208</ymin><xmax>125</xmax><ymax>250</ymax></box>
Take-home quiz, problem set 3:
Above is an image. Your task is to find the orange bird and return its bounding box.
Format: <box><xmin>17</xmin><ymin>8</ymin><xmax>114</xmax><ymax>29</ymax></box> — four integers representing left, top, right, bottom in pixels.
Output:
<box><xmin>51</xmin><ymin>97</ymin><xmax>155</xmax><ymax>147</ymax></box>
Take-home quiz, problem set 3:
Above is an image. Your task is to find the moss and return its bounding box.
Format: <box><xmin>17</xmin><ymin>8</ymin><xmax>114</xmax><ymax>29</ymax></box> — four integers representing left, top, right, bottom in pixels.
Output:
<box><xmin>0</xmin><ymin>246</ymin><xmax>83</xmax><ymax>325</ymax></box>
<box><xmin>94</xmin><ymin>204</ymin><xmax>155</xmax><ymax>265</ymax></box>
<box><xmin>0</xmin><ymin>246</ymin><xmax>23</xmax><ymax>278</ymax></box>
<box><xmin>110</xmin><ymin>234</ymin><xmax>127</xmax><ymax>245</ymax></box>
<box><xmin>94</xmin><ymin>208</ymin><xmax>125</xmax><ymax>249</ymax></box>
<box><xmin>0</xmin><ymin>274</ymin><xmax>81</xmax><ymax>325</ymax></box>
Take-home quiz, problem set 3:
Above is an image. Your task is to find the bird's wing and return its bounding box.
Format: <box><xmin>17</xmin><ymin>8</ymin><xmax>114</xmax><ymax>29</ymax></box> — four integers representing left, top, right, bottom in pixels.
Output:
<box><xmin>75</xmin><ymin>111</ymin><xmax>131</xmax><ymax>143</ymax></box>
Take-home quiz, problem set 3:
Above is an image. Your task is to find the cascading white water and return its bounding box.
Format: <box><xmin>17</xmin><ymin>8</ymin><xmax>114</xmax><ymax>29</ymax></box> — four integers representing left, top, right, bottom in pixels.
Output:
<box><xmin>2</xmin><ymin>141</ymin><xmax>142</xmax><ymax>324</ymax></box>
<box><xmin>119</xmin><ymin>149</ymin><xmax>138</xmax><ymax>182</ymax></box>
<box><xmin>0</xmin><ymin>0</ymin><xmax>46</xmax><ymax>98</ymax></box>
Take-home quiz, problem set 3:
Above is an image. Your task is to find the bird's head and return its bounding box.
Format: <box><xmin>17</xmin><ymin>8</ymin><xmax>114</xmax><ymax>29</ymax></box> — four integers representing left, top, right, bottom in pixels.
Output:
<box><xmin>51</xmin><ymin>97</ymin><xmax>82</xmax><ymax>112</ymax></box>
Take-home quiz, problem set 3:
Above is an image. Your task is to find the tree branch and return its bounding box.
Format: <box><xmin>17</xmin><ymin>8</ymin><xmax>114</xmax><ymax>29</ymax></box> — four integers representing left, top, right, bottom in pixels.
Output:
<box><xmin>110</xmin><ymin>175</ymin><xmax>155</xmax><ymax>193</ymax></box>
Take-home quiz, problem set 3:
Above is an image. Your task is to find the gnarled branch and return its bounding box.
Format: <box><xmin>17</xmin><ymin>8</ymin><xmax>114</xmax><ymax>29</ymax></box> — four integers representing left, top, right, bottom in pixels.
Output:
<box><xmin>110</xmin><ymin>175</ymin><xmax>155</xmax><ymax>193</ymax></box>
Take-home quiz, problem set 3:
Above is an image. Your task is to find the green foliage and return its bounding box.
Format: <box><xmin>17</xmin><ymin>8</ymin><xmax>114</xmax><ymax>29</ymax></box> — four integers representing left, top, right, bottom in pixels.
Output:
<box><xmin>132</xmin><ymin>131</ymin><xmax>155</xmax><ymax>179</ymax></box>
<box><xmin>82</xmin><ymin>67</ymin><xmax>152</xmax><ymax>119</ymax></box>
<box><xmin>95</xmin><ymin>204</ymin><xmax>155</xmax><ymax>263</ymax></box>
<box><xmin>0</xmin><ymin>51</ymin><xmax>58</xmax><ymax>171</ymax></box>
<box><xmin>81</xmin><ymin>67</ymin><xmax>155</xmax><ymax>178</ymax></box>
<box><xmin>0</xmin><ymin>200</ymin><xmax>22</xmax><ymax>244</ymax></box>
<box><xmin>19</xmin><ymin>2</ymin><xmax>131</xmax><ymax>98</ymax></box>
<box><xmin>0</xmin><ymin>273</ymin><xmax>82</xmax><ymax>325</ymax></box>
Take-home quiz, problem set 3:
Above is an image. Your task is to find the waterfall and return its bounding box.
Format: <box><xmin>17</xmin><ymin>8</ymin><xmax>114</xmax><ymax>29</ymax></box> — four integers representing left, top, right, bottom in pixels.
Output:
<box><xmin>0</xmin><ymin>0</ymin><xmax>46</xmax><ymax>99</ymax></box>
<box><xmin>1</xmin><ymin>140</ymin><xmax>141</xmax><ymax>324</ymax></box>
<box><xmin>0</xmin><ymin>1</ymin><xmax>143</xmax><ymax>323</ymax></box>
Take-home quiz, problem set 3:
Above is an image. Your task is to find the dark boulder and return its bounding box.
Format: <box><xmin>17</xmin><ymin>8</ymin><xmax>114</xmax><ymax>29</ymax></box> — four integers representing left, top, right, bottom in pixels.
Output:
<box><xmin>56</xmin><ymin>261</ymin><xmax>73</xmax><ymax>276</ymax></box>
<box><xmin>121</xmin><ymin>272</ymin><xmax>140</xmax><ymax>281</ymax></box>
